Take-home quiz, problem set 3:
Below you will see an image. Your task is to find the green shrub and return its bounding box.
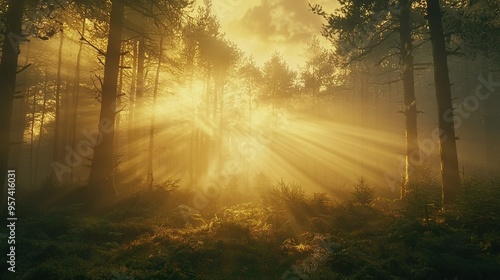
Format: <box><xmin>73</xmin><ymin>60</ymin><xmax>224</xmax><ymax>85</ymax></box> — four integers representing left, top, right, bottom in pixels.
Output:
<box><xmin>456</xmin><ymin>176</ymin><xmax>500</xmax><ymax>232</ymax></box>
<box><xmin>270</xmin><ymin>179</ymin><xmax>305</xmax><ymax>207</ymax></box>
<box><xmin>351</xmin><ymin>178</ymin><xmax>374</xmax><ymax>205</ymax></box>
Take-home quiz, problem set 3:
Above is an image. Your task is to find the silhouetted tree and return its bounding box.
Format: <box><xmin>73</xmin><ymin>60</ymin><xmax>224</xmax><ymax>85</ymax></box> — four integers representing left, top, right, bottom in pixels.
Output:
<box><xmin>313</xmin><ymin>0</ymin><xmax>424</xmax><ymax>195</ymax></box>
<box><xmin>0</xmin><ymin>0</ymin><xmax>25</xmax><ymax>214</ymax></box>
<box><xmin>425</xmin><ymin>0</ymin><xmax>461</xmax><ymax>206</ymax></box>
<box><xmin>87</xmin><ymin>0</ymin><xmax>125</xmax><ymax>197</ymax></box>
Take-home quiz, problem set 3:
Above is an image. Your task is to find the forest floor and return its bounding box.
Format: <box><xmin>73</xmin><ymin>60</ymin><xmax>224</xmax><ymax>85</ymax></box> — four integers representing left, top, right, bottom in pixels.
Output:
<box><xmin>2</xmin><ymin>177</ymin><xmax>500</xmax><ymax>280</ymax></box>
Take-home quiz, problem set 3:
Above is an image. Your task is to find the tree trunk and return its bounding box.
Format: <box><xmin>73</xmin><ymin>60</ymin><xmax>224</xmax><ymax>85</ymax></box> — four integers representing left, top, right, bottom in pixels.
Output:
<box><xmin>87</xmin><ymin>0</ymin><xmax>124</xmax><ymax>198</ymax></box>
<box><xmin>426</xmin><ymin>0</ymin><xmax>461</xmax><ymax>206</ymax></box>
<box><xmin>218</xmin><ymin>79</ymin><xmax>224</xmax><ymax>177</ymax></box>
<box><xmin>399</xmin><ymin>0</ymin><xmax>420</xmax><ymax>196</ymax></box>
<box><xmin>127</xmin><ymin>40</ymin><xmax>138</xmax><ymax>188</ymax></box>
<box><xmin>135</xmin><ymin>34</ymin><xmax>146</xmax><ymax>179</ymax></box>
<box><xmin>29</xmin><ymin>82</ymin><xmax>36</xmax><ymax>188</ymax></box>
<box><xmin>189</xmin><ymin>74</ymin><xmax>195</xmax><ymax>187</ymax></box>
<box><xmin>70</xmin><ymin>16</ymin><xmax>86</xmax><ymax>184</ymax></box>
<box><xmin>11</xmin><ymin>41</ymin><xmax>31</xmax><ymax>186</ymax></box>
<box><xmin>0</xmin><ymin>0</ymin><xmax>25</xmax><ymax>215</ymax></box>
<box><xmin>53</xmin><ymin>29</ymin><xmax>64</xmax><ymax>165</ymax></box>
<box><xmin>35</xmin><ymin>76</ymin><xmax>49</xmax><ymax>185</ymax></box>
<box><xmin>115</xmin><ymin>43</ymin><xmax>125</xmax><ymax>157</ymax></box>
<box><xmin>147</xmin><ymin>37</ymin><xmax>163</xmax><ymax>191</ymax></box>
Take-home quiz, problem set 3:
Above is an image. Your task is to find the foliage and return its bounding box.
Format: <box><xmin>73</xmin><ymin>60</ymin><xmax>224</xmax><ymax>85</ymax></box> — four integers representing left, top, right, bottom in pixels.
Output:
<box><xmin>444</xmin><ymin>0</ymin><xmax>500</xmax><ymax>61</ymax></box>
<box><xmin>350</xmin><ymin>177</ymin><xmax>374</xmax><ymax>205</ymax></box>
<box><xmin>3</xmin><ymin>177</ymin><xmax>500</xmax><ymax>279</ymax></box>
<box><xmin>455</xmin><ymin>176</ymin><xmax>500</xmax><ymax>233</ymax></box>
<box><xmin>260</xmin><ymin>52</ymin><xmax>298</xmax><ymax>105</ymax></box>
<box><xmin>270</xmin><ymin>179</ymin><xmax>305</xmax><ymax>206</ymax></box>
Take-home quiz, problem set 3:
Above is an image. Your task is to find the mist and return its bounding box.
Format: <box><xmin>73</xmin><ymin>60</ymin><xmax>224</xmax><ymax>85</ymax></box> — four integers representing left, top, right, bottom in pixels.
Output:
<box><xmin>1</xmin><ymin>0</ymin><xmax>499</xmax><ymax>279</ymax></box>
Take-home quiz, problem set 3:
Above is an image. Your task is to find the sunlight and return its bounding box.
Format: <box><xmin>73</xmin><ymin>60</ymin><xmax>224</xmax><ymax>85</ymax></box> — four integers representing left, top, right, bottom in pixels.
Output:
<box><xmin>6</xmin><ymin>0</ymin><xmax>500</xmax><ymax>278</ymax></box>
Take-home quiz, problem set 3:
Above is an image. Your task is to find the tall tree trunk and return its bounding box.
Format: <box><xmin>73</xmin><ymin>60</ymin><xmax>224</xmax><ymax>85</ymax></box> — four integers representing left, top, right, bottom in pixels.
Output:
<box><xmin>115</xmin><ymin>43</ymin><xmax>125</xmax><ymax>158</ymax></box>
<box><xmin>35</xmin><ymin>76</ymin><xmax>49</xmax><ymax>185</ymax></box>
<box><xmin>147</xmin><ymin>37</ymin><xmax>163</xmax><ymax>191</ymax></box>
<box><xmin>28</xmin><ymin>83</ymin><xmax>36</xmax><ymax>188</ymax></box>
<box><xmin>70</xmin><ymin>16</ymin><xmax>86</xmax><ymax>184</ymax></box>
<box><xmin>399</xmin><ymin>0</ymin><xmax>420</xmax><ymax>197</ymax></box>
<box><xmin>426</xmin><ymin>0</ymin><xmax>461</xmax><ymax>206</ymax></box>
<box><xmin>189</xmin><ymin>74</ymin><xmax>195</xmax><ymax>187</ymax></box>
<box><xmin>87</xmin><ymin>0</ymin><xmax>124</xmax><ymax>198</ymax></box>
<box><xmin>114</xmin><ymin>42</ymin><xmax>125</xmax><ymax>191</ymax></box>
<box><xmin>0</xmin><ymin>0</ymin><xmax>25</xmax><ymax>215</ymax></box>
<box><xmin>213</xmin><ymin>75</ymin><xmax>220</xmax><ymax>176</ymax></box>
<box><xmin>127</xmin><ymin>40</ymin><xmax>138</xmax><ymax>188</ymax></box>
<box><xmin>218</xmin><ymin>80</ymin><xmax>224</xmax><ymax>177</ymax></box>
<box><xmin>53</xmin><ymin>29</ymin><xmax>64</xmax><ymax>166</ymax></box>
<box><xmin>135</xmin><ymin>33</ymin><xmax>146</xmax><ymax>180</ymax></box>
<box><xmin>11</xmin><ymin>41</ymin><xmax>31</xmax><ymax>187</ymax></box>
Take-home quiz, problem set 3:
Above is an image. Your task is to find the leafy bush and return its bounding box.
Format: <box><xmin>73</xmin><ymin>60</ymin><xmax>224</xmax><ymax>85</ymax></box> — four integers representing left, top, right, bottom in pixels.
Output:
<box><xmin>401</xmin><ymin>181</ymin><xmax>441</xmax><ymax>223</ymax></box>
<box><xmin>311</xmin><ymin>192</ymin><xmax>332</xmax><ymax>214</ymax></box>
<box><xmin>351</xmin><ymin>178</ymin><xmax>374</xmax><ymax>205</ymax></box>
<box><xmin>212</xmin><ymin>203</ymin><xmax>275</xmax><ymax>238</ymax></box>
<box><xmin>269</xmin><ymin>179</ymin><xmax>305</xmax><ymax>207</ymax></box>
<box><xmin>456</xmin><ymin>176</ymin><xmax>500</xmax><ymax>232</ymax></box>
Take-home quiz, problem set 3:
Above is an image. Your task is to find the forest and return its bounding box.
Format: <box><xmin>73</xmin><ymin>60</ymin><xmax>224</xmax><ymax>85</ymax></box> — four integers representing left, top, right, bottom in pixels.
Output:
<box><xmin>0</xmin><ymin>0</ymin><xmax>499</xmax><ymax>279</ymax></box>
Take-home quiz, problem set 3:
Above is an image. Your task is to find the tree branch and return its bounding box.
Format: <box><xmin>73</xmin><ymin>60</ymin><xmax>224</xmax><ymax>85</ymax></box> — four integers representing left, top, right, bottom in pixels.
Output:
<box><xmin>16</xmin><ymin>63</ymin><xmax>31</xmax><ymax>74</ymax></box>
<box><xmin>78</xmin><ymin>31</ymin><xmax>106</xmax><ymax>56</ymax></box>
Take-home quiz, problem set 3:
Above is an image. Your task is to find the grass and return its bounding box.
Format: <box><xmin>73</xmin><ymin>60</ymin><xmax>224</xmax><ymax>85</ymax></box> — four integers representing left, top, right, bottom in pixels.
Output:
<box><xmin>1</xmin><ymin>178</ymin><xmax>500</xmax><ymax>279</ymax></box>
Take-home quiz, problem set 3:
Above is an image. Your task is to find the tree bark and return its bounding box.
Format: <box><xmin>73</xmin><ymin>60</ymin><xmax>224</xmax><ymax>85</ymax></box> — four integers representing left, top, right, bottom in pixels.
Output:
<box><xmin>35</xmin><ymin>76</ymin><xmax>49</xmax><ymax>185</ymax></box>
<box><xmin>29</xmin><ymin>82</ymin><xmax>36</xmax><ymax>188</ymax></box>
<box><xmin>399</xmin><ymin>0</ymin><xmax>420</xmax><ymax>196</ymax></box>
<box><xmin>0</xmin><ymin>0</ymin><xmax>25</xmax><ymax>215</ymax></box>
<box><xmin>53</xmin><ymin>29</ymin><xmax>64</xmax><ymax>165</ymax></box>
<box><xmin>70</xmin><ymin>16</ymin><xmax>86</xmax><ymax>184</ymax></box>
<box><xmin>87</xmin><ymin>0</ymin><xmax>124</xmax><ymax>198</ymax></box>
<box><xmin>426</xmin><ymin>0</ymin><xmax>461</xmax><ymax>206</ymax></box>
<box><xmin>147</xmin><ymin>37</ymin><xmax>163</xmax><ymax>191</ymax></box>
<box><xmin>135</xmin><ymin>32</ymin><xmax>146</xmax><ymax>179</ymax></box>
<box><xmin>127</xmin><ymin>40</ymin><xmax>138</xmax><ymax>188</ymax></box>
<box><xmin>115</xmin><ymin>43</ymin><xmax>125</xmax><ymax>157</ymax></box>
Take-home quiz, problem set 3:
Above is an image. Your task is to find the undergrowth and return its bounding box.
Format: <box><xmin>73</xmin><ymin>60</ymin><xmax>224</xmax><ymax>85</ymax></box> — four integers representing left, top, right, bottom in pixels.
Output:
<box><xmin>1</xmin><ymin>177</ymin><xmax>499</xmax><ymax>279</ymax></box>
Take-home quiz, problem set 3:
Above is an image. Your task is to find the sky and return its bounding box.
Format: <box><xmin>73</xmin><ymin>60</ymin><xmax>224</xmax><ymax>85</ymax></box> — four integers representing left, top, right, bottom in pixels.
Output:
<box><xmin>202</xmin><ymin>0</ymin><xmax>338</xmax><ymax>69</ymax></box>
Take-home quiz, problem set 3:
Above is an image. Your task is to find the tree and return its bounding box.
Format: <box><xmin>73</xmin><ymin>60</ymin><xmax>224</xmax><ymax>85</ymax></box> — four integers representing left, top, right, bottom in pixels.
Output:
<box><xmin>69</xmin><ymin>12</ymin><xmax>87</xmax><ymax>184</ymax></box>
<box><xmin>53</xmin><ymin>27</ymin><xmax>64</xmax><ymax>164</ymax></box>
<box><xmin>87</xmin><ymin>0</ymin><xmax>125</xmax><ymax>197</ymax></box>
<box><xmin>313</xmin><ymin>0</ymin><xmax>423</xmax><ymax>195</ymax></box>
<box><xmin>239</xmin><ymin>56</ymin><xmax>262</xmax><ymax>133</ymax></box>
<box><xmin>238</xmin><ymin>56</ymin><xmax>262</xmax><ymax>187</ymax></box>
<box><xmin>261</xmin><ymin>51</ymin><xmax>296</xmax><ymax>159</ymax></box>
<box><xmin>146</xmin><ymin>37</ymin><xmax>163</xmax><ymax>190</ymax></box>
<box><xmin>181</xmin><ymin>3</ymin><xmax>240</xmax><ymax>183</ymax></box>
<box><xmin>398</xmin><ymin>0</ymin><xmax>420</xmax><ymax>195</ymax></box>
<box><xmin>0</xmin><ymin>0</ymin><xmax>26</xmax><ymax>214</ymax></box>
<box><xmin>261</xmin><ymin>51</ymin><xmax>296</xmax><ymax>107</ymax></box>
<box><xmin>425</xmin><ymin>0</ymin><xmax>461</xmax><ymax>206</ymax></box>
<box><xmin>447</xmin><ymin>0</ymin><xmax>500</xmax><ymax>62</ymax></box>
<box><xmin>86</xmin><ymin>0</ymin><xmax>191</xmax><ymax>196</ymax></box>
<box><xmin>300</xmin><ymin>36</ymin><xmax>335</xmax><ymax>115</ymax></box>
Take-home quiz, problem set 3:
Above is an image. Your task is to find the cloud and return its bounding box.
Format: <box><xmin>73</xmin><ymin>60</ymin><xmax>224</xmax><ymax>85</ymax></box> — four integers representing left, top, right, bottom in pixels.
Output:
<box><xmin>233</xmin><ymin>0</ymin><xmax>322</xmax><ymax>44</ymax></box>
<box><xmin>210</xmin><ymin>0</ymin><xmax>338</xmax><ymax>68</ymax></box>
